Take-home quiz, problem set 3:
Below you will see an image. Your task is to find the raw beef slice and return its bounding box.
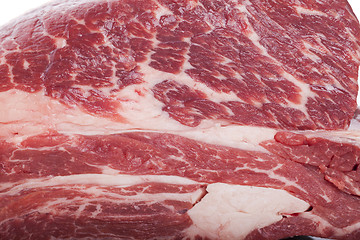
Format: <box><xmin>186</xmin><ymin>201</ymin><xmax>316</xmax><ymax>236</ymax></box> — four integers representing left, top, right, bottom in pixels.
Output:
<box><xmin>0</xmin><ymin>0</ymin><xmax>360</xmax><ymax>239</ymax></box>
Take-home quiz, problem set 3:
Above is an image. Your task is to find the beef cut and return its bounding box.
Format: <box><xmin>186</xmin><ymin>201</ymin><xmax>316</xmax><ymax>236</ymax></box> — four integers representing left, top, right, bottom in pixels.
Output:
<box><xmin>1</xmin><ymin>0</ymin><xmax>360</xmax><ymax>239</ymax></box>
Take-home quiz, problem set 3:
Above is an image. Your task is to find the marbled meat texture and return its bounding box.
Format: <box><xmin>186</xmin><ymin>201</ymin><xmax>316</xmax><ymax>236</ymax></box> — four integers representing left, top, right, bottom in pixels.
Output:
<box><xmin>0</xmin><ymin>0</ymin><xmax>360</xmax><ymax>131</ymax></box>
<box><xmin>1</xmin><ymin>0</ymin><xmax>360</xmax><ymax>240</ymax></box>
<box><xmin>1</xmin><ymin>131</ymin><xmax>360</xmax><ymax>240</ymax></box>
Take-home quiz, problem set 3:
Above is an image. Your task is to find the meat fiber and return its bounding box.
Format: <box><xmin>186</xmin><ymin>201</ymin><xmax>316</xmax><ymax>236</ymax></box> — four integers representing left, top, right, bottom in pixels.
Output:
<box><xmin>1</xmin><ymin>0</ymin><xmax>360</xmax><ymax>239</ymax></box>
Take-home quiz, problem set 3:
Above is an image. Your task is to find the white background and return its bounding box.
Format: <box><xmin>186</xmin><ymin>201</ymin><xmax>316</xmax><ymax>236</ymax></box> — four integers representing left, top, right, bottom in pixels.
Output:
<box><xmin>0</xmin><ymin>0</ymin><xmax>359</xmax><ymax>103</ymax></box>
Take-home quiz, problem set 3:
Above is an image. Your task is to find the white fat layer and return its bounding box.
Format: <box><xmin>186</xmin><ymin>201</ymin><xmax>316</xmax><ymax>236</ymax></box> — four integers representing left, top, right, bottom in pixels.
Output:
<box><xmin>186</xmin><ymin>183</ymin><xmax>310</xmax><ymax>240</ymax></box>
<box><xmin>0</xmin><ymin>89</ymin><xmax>275</xmax><ymax>151</ymax></box>
<box><xmin>5</xmin><ymin>89</ymin><xmax>360</xmax><ymax>152</ymax></box>
<box><xmin>295</xmin><ymin>6</ymin><xmax>327</xmax><ymax>16</ymax></box>
<box><xmin>176</xmin><ymin>124</ymin><xmax>276</xmax><ymax>151</ymax></box>
<box><xmin>0</xmin><ymin>174</ymin><xmax>200</xmax><ymax>197</ymax></box>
